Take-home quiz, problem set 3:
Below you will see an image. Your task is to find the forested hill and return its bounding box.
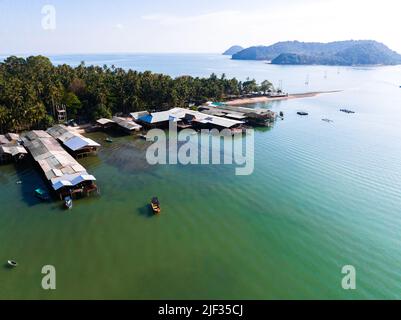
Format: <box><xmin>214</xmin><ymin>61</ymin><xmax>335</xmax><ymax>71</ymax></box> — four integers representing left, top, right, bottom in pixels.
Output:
<box><xmin>0</xmin><ymin>56</ymin><xmax>273</xmax><ymax>133</ymax></box>
<box><xmin>231</xmin><ymin>40</ymin><xmax>401</xmax><ymax>65</ymax></box>
<box><xmin>223</xmin><ymin>45</ymin><xmax>244</xmax><ymax>55</ymax></box>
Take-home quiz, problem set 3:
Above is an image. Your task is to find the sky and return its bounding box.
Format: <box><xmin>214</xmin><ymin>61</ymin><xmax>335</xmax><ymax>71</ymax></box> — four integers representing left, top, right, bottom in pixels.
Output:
<box><xmin>0</xmin><ymin>0</ymin><xmax>400</xmax><ymax>54</ymax></box>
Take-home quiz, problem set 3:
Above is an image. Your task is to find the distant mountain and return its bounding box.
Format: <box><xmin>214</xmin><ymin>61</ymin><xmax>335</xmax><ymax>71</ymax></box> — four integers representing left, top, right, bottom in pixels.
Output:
<box><xmin>232</xmin><ymin>40</ymin><xmax>401</xmax><ymax>66</ymax></box>
<box><xmin>223</xmin><ymin>45</ymin><xmax>244</xmax><ymax>56</ymax></box>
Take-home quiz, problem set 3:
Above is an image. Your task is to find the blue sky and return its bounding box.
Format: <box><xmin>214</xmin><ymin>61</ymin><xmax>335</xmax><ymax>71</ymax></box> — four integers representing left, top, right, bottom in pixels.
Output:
<box><xmin>0</xmin><ymin>0</ymin><xmax>400</xmax><ymax>54</ymax></box>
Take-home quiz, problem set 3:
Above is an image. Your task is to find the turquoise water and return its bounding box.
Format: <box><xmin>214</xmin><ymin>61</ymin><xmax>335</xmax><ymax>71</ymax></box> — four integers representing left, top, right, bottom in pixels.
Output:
<box><xmin>1</xmin><ymin>54</ymin><xmax>401</xmax><ymax>299</ymax></box>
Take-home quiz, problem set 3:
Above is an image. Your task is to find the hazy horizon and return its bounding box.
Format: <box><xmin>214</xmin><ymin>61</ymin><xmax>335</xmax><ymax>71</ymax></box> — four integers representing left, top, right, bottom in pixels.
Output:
<box><xmin>2</xmin><ymin>40</ymin><xmax>399</xmax><ymax>57</ymax></box>
<box><xmin>1</xmin><ymin>0</ymin><xmax>400</xmax><ymax>55</ymax></box>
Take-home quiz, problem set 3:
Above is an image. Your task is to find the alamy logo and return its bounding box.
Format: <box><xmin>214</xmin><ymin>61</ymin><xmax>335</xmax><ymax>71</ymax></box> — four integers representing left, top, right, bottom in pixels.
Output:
<box><xmin>41</xmin><ymin>5</ymin><xmax>56</xmax><ymax>30</ymax></box>
<box><xmin>145</xmin><ymin>122</ymin><xmax>254</xmax><ymax>176</ymax></box>
<box><xmin>41</xmin><ymin>265</ymin><xmax>56</xmax><ymax>290</ymax></box>
<box><xmin>341</xmin><ymin>265</ymin><xmax>356</xmax><ymax>290</ymax></box>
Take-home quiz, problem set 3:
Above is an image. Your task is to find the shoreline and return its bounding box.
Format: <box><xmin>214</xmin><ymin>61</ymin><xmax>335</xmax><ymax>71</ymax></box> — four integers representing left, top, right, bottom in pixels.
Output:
<box><xmin>225</xmin><ymin>90</ymin><xmax>342</xmax><ymax>106</ymax></box>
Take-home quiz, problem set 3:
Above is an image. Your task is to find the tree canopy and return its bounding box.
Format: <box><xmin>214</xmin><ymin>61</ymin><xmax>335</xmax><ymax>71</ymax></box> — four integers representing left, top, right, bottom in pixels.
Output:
<box><xmin>0</xmin><ymin>55</ymin><xmax>274</xmax><ymax>133</ymax></box>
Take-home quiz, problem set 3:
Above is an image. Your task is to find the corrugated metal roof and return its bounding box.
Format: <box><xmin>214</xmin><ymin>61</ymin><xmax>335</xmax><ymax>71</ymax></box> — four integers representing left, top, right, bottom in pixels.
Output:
<box><xmin>22</xmin><ymin>130</ymin><xmax>95</xmax><ymax>191</ymax></box>
<box><xmin>51</xmin><ymin>173</ymin><xmax>96</xmax><ymax>191</ymax></box>
<box><xmin>0</xmin><ymin>135</ymin><xmax>8</xmax><ymax>145</ymax></box>
<box><xmin>6</xmin><ymin>133</ymin><xmax>20</xmax><ymax>141</ymax></box>
<box><xmin>138</xmin><ymin>111</ymin><xmax>171</xmax><ymax>124</ymax></box>
<box><xmin>96</xmin><ymin>118</ymin><xmax>115</xmax><ymax>125</ymax></box>
<box><xmin>52</xmin><ymin>180</ymin><xmax>73</xmax><ymax>190</ymax></box>
<box><xmin>0</xmin><ymin>145</ymin><xmax>28</xmax><ymax>156</ymax></box>
<box><xmin>47</xmin><ymin>125</ymin><xmax>100</xmax><ymax>151</ymax></box>
<box><xmin>0</xmin><ymin>133</ymin><xmax>27</xmax><ymax>157</ymax></box>
<box><xmin>63</xmin><ymin>136</ymin><xmax>100</xmax><ymax>151</ymax></box>
<box><xmin>138</xmin><ymin>107</ymin><xmax>243</xmax><ymax>128</ymax></box>
<box><xmin>112</xmin><ymin>117</ymin><xmax>142</xmax><ymax>131</ymax></box>
<box><xmin>224</xmin><ymin>113</ymin><xmax>247</xmax><ymax>120</ymax></box>
<box><xmin>130</xmin><ymin>111</ymin><xmax>149</xmax><ymax>120</ymax></box>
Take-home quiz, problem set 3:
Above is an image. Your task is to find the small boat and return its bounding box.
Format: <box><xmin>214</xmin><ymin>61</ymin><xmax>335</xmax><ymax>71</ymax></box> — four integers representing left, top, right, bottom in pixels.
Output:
<box><xmin>16</xmin><ymin>181</ymin><xmax>22</xmax><ymax>185</ymax></box>
<box><xmin>279</xmin><ymin>111</ymin><xmax>284</xmax><ymax>117</ymax></box>
<box><xmin>150</xmin><ymin>197</ymin><xmax>161</xmax><ymax>214</ymax></box>
<box><xmin>64</xmin><ymin>196</ymin><xmax>73</xmax><ymax>210</ymax></box>
<box><xmin>105</xmin><ymin>137</ymin><xmax>113</xmax><ymax>143</ymax></box>
<box><xmin>7</xmin><ymin>260</ymin><xmax>18</xmax><ymax>268</ymax></box>
<box><xmin>322</xmin><ymin>118</ymin><xmax>333</xmax><ymax>123</ymax></box>
<box><xmin>35</xmin><ymin>188</ymin><xmax>50</xmax><ymax>201</ymax></box>
<box><xmin>297</xmin><ymin>111</ymin><xmax>309</xmax><ymax>116</ymax></box>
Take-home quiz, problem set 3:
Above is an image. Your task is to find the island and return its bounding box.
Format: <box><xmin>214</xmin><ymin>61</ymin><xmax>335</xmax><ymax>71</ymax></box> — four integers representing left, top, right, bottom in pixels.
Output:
<box><xmin>223</xmin><ymin>45</ymin><xmax>244</xmax><ymax>56</ymax></box>
<box><xmin>231</xmin><ymin>40</ymin><xmax>401</xmax><ymax>66</ymax></box>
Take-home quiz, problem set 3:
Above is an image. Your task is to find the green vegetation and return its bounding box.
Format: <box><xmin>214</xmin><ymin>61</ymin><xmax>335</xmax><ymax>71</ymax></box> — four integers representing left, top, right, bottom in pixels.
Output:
<box><xmin>0</xmin><ymin>56</ymin><xmax>273</xmax><ymax>133</ymax></box>
<box><xmin>232</xmin><ymin>40</ymin><xmax>401</xmax><ymax>66</ymax></box>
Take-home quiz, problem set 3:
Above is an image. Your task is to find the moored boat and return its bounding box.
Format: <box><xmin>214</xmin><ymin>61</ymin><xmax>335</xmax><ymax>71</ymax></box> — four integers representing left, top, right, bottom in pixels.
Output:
<box><xmin>105</xmin><ymin>137</ymin><xmax>113</xmax><ymax>143</ymax></box>
<box><xmin>64</xmin><ymin>196</ymin><xmax>73</xmax><ymax>210</ymax></box>
<box><xmin>297</xmin><ymin>111</ymin><xmax>309</xmax><ymax>116</ymax></box>
<box><xmin>7</xmin><ymin>260</ymin><xmax>18</xmax><ymax>268</ymax></box>
<box><xmin>150</xmin><ymin>197</ymin><xmax>161</xmax><ymax>214</ymax></box>
<box><xmin>35</xmin><ymin>188</ymin><xmax>50</xmax><ymax>201</ymax></box>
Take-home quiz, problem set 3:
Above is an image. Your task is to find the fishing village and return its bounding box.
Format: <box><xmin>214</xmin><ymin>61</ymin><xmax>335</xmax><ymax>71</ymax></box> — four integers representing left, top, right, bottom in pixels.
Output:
<box><xmin>0</xmin><ymin>77</ymin><xmax>350</xmax><ymax>216</ymax></box>
<box><xmin>0</xmin><ymin>101</ymin><xmax>277</xmax><ymax>212</ymax></box>
<box><xmin>3</xmin><ymin>0</ymin><xmax>401</xmax><ymax>302</ymax></box>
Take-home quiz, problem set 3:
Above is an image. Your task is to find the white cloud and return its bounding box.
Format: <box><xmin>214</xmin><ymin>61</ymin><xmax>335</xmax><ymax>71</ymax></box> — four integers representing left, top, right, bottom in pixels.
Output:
<box><xmin>139</xmin><ymin>0</ymin><xmax>401</xmax><ymax>53</ymax></box>
<box><xmin>141</xmin><ymin>10</ymin><xmax>243</xmax><ymax>26</ymax></box>
<box><xmin>114</xmin><ymin>23</ymin><xmax>124</xmax><ymax>30</ymax></box>
<box><xmin>3</xmin><ymin>0</ymin><xmax>400</xmax><ymax>54</ymax></box>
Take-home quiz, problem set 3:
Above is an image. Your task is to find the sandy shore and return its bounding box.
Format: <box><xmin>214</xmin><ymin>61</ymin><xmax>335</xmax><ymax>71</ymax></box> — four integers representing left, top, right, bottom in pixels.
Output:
<box><xmin>226</xmin><ymin>90</ymin><xmax>341</xmax><ymax>106</ymax></box>
<box><xmin>68</xmin><ymin>123</ymin><xmax>94</xmax><ymax>134</ymax></box>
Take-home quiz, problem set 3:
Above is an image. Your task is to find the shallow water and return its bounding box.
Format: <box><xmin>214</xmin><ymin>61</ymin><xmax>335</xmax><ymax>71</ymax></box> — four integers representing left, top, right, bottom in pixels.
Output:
<box><xmin>1</xmin><ymin>54</ymin><xmax>401</xmax><ymax>299</ymax></box>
